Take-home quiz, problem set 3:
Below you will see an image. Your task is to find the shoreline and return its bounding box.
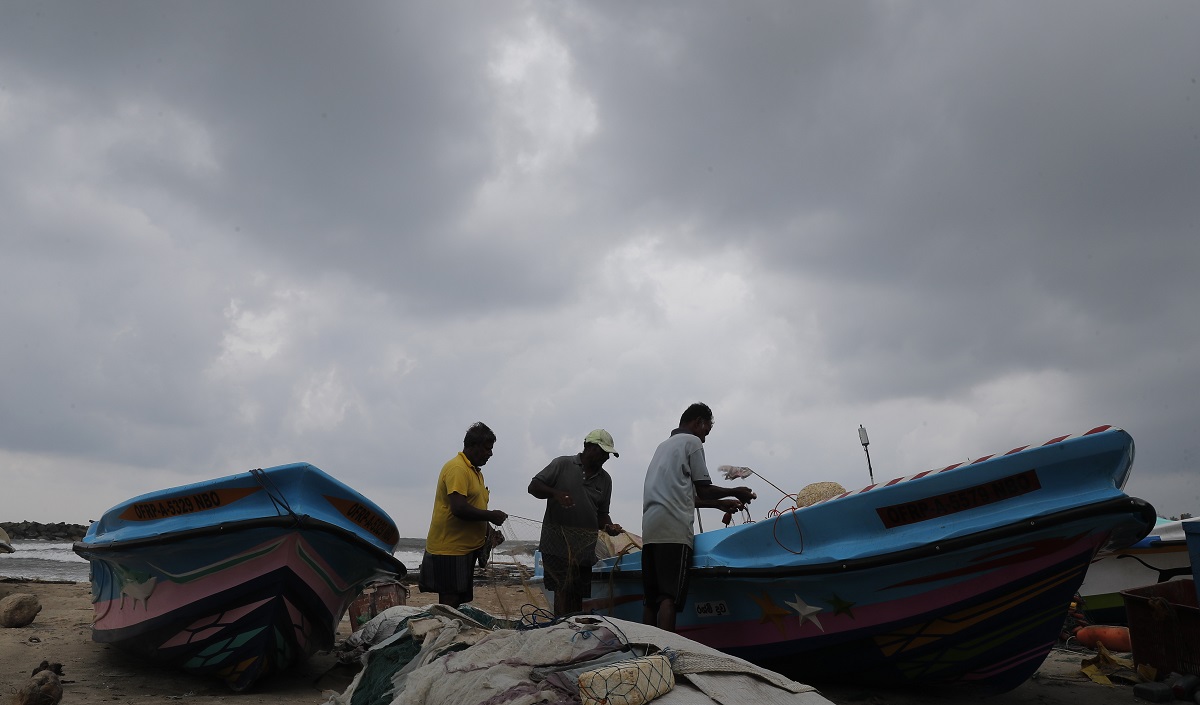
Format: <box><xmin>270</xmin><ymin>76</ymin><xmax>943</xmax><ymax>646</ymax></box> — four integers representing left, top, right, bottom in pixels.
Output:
<box><xmin>0</xmin><ymin>579</ymin><xmax>1147</xmax><ymax>705</ymax></box>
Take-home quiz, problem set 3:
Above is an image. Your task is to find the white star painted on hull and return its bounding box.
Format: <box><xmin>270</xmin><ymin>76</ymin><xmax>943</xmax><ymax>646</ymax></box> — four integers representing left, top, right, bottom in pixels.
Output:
<box><xmin>785</xmin><ymin>594</ymin><xmax>824</xmax><ymax>631</ymax></box>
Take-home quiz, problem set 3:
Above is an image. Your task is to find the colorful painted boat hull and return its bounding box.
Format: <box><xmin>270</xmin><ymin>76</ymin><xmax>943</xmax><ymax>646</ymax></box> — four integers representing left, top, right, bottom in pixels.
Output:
<box><xmin>583</xmin><ymin>426</ymin><xmax>1155</xmax><ymax>695</ymax></box>
<box><xmin>74</xmin><ymin>463</ymin><xmax>406</xmax><ymax>691</ymax></box>
<box><xmin>1077</xmin><ymin>517</ymin><xmax>1197</xmax><ymax>625</ymax></box>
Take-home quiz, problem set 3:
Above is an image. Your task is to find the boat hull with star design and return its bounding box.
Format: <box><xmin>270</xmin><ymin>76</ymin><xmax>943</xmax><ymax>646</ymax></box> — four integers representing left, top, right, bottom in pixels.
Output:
<box><xmin>586</xmin><ymin>426</ymin><xmax>1154</xmax><ymax>694</ymax></box>
<box><xmin>73</xmin><ymin>463</ymin><xmax>406</xmax><ymax>691</ymax></box>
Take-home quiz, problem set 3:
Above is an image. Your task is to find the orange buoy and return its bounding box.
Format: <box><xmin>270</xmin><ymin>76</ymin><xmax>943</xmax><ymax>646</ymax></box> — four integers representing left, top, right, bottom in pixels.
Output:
<box><xmin>1074</xmin><ymin>625</ymin><xmax>1131</xmax><ymax>652</ymax></box>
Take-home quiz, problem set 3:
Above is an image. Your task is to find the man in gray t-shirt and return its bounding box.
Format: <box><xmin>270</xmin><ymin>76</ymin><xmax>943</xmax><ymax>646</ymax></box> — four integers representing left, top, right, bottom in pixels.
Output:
<box><xmin>641</xmin><ymin>403</ymin><xmax>756</xmax><ymax>632</ymax></box>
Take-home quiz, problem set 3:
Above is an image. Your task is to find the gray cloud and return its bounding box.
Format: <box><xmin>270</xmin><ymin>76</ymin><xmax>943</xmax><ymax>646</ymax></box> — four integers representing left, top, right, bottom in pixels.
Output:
<box><xmin>1</xmin><ymin>2</ymin><xmax>1197</xmax><ymax>541</ymax></box>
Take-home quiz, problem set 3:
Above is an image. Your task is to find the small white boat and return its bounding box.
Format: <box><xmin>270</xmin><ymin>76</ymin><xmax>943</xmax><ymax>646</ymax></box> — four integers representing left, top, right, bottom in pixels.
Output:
<box><xmin>1077</xmin><ymin>516</ymin><xmax>1197</xmax><ymax>624</ymax></box>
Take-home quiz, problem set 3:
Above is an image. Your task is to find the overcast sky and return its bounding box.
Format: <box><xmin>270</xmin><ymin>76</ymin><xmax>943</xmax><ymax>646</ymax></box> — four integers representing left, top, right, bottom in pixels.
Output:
<box><xmin>2</xmin><ymin>2</ymin><xmax>1197</xmax><ymax>543</ymax></box>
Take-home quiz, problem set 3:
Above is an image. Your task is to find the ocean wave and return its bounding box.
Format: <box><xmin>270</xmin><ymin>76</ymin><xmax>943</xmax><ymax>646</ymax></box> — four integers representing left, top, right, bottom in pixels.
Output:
<box><xmin>0</xmin><ymin>541</ymin><xmax>533</xmax><ymax>583</ymax></box>
<box><xmin>0</xmin><ymin>541</ymin><xmax>90</xmax><ymax>582</ymax></box>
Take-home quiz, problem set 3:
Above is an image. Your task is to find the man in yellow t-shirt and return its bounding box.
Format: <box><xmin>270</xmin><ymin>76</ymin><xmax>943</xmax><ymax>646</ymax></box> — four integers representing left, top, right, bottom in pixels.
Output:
<box><xmin>419</xmin><ymin>422</ymin><xmax>508</xmax><ymax>607</ymax></box>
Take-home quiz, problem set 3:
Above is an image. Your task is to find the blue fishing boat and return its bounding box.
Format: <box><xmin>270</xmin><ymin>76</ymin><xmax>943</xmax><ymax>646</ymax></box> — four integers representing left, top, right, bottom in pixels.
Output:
<box><xmin>74</xmin><ymin>463</ymin><xmax>406</xmax><ymax>691</ymax></box>
<box><xmin>577</xmin><ymin>425</ymin><xmax>1154</xmax><ymax>694</ymax></box>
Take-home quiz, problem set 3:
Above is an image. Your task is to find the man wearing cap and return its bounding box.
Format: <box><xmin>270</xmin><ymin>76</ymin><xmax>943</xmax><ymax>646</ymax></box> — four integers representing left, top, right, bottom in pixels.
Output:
<box><xmin>528</xmin><ymin>429</ymin><xmax>624</xmax><ymax>616</ymax></box>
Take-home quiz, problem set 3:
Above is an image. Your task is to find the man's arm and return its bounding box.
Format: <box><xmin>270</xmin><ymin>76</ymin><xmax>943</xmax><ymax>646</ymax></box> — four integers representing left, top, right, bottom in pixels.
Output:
<box><xmin>447</xmin><ymin>492</ymin><xmax>507</xmax><ymax>525</ymax></box>
<box><xmin>599</xmin><ymin>512</ymin><xmax>623</xmax><ymax>535</ymax></box>
<box><xmin>528</xmin><ymin>478</ymin><xmax>573</xmax><ymax>508</ymax></box>
<box><xmin>695</xmin><ymin>483</ymin><xmax>757</xmax><ymax>512</ymax></box>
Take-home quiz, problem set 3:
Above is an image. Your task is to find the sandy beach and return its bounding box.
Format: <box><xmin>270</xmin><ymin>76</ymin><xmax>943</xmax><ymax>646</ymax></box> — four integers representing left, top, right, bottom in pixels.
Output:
<box><xmin>1</xmin><ymin>579</ymin><xmax>1146</xmax><ymax>705</ymax></box>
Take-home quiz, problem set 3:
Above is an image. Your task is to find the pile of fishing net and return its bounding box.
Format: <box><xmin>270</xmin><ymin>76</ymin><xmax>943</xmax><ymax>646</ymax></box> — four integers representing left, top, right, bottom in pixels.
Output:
<box><xmin>795</xmin><ymin>482</ymin><xmax>847</xmax><ymax>509</ymax></box>
<box><xmin>326</xmin><ymin>605</ymin><xmax>828</xmax><ymax>705</ymax></box>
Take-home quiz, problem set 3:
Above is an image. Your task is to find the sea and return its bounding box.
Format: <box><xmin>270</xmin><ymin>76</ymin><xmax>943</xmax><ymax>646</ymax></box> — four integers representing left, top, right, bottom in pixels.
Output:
<box><xmin>0</xmin><ymin>540</ymin><xmax>90</xmax><ymax>582</ymax></box>
<box><xmin>0</xmin><ymin>539</ymin><xmax>535</xmax><ymax>583</ymax></box>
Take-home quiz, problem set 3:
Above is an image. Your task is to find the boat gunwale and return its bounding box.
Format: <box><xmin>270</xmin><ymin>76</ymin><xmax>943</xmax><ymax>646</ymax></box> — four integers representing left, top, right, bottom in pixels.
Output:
<box><xmin>596</xmin><ymin>495</ymin><xmax>1155</xmax><ymax>581</ymax></box>
<box><xmin>72</xmin><ymin>514</ymin><xmax>408</xmax><ymax>576</ymax></box>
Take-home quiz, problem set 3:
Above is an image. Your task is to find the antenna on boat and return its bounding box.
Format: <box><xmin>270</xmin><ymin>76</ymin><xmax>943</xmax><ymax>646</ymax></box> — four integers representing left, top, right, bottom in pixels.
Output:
<box><xmin>859</xmin><ymin>425</ymin><xmax>875</xmax><ymax>484</ymax></box>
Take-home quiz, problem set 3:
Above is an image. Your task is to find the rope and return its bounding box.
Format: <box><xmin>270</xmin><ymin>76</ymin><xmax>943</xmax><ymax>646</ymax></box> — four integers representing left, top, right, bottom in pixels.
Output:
<box><xmin>769</xmin><ymin>493</ymin><xmax>801</xmax><ymax>516</ymax></box>
<box><xmin>517</xmin><ymin>604</ymin><xmax>561</xmax><ymax>629</ymax></box>
<box><xmin>250</xmin><ymin>467</ymin><xmax>299</xmax><ymax>522</ymax></box>
<box><xmin>769</xmin><ymin>506</ymin><xmax>805</xmax><ymax>555</ymax></box>
<box><xmin>747</xmin><ymin>469</ymin><xmax>792</xmax><ymax>501</ymax></box>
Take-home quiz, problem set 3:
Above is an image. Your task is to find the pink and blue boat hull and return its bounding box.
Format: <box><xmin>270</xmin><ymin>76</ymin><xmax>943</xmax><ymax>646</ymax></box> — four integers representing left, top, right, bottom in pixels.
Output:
<box><xmin>74</xmin><ymin>463</ymin><xmax>405</xmax><ymax>691</ymax></box>
<box><xmin>586</xmin><ymin>426</ymin><xmax>1154</xmax><ymax>694</ymax></box>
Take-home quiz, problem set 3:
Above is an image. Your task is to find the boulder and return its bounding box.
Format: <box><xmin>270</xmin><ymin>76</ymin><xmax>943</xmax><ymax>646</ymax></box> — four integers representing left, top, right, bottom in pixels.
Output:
<box><xmin>0</xmin><ymin>593</ymin><xmax>42</xmax><ymax>628</ymax></box>
<box><xmin>0</xmin><ymin>521</ymin><xmax>88</xmax><ymax>542</ymax></box>
<box><xmin>13</xmin><ymin>663</ymin><xmax>63</xmax><ymax>705</ymax></box>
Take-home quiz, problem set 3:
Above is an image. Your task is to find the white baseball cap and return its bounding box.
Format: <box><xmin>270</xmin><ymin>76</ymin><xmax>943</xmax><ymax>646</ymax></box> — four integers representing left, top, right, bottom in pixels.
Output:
<box><xmin>583</xmin><ymin>429</ymin><xmax>619</xmax><ymax>457</ymax></box>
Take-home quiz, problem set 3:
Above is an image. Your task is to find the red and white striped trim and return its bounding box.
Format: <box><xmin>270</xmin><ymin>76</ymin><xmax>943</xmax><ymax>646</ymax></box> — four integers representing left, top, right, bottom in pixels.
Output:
<box><xmin>807</xmin><ymin>425</ymin><xmax>1119</xmax><ymax>507</ymax></box>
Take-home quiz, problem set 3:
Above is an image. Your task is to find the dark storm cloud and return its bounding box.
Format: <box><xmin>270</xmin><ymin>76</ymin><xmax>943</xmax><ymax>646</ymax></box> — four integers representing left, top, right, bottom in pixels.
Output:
<box><xmin>0</xmin><ymin>2</ymin><xmax>583</xmax><ymax>314</ymax></box>
<box><xmin>541</xmin><ymin>3</ymin><xmax>1200</xmax><ymax>398</ymax></box>
<box><xmin>0</xmin><ymin>2</ymin><xmax>1197</xmax><ymax>532</ymax></box>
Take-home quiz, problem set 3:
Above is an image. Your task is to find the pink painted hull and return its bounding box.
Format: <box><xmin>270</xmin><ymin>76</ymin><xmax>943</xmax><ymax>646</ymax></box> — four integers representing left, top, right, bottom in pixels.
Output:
<box><xmin>75</xmin><ymin>463</ymin><xmax>405</xmax><ymax>690</ymax></box>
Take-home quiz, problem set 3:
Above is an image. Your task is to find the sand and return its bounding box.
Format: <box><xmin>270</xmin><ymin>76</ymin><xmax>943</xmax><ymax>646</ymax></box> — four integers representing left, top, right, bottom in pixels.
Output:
<box><xmin>0</xmin><ymin>579</ymin><xmax>1144</xmax><ymax>705</ymax></box>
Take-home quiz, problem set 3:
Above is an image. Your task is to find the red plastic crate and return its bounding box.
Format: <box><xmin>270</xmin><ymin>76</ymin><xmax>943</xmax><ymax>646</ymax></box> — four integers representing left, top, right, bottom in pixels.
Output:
<box><xmin>1121</xmin><ymin>579</ymin><xmax>1200</xmax><ymax>678</ymax></box>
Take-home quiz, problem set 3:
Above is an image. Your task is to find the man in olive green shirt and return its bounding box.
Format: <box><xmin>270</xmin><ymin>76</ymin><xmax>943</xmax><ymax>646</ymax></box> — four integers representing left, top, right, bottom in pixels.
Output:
<box><xmin>528</xmin><ymin>429</ymin><xmax>624</xmax><ymax>615</ymax></box>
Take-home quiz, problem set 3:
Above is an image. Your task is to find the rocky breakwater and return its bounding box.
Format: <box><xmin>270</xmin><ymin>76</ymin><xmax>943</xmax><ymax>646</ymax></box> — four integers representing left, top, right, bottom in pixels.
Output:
<box><xmin>0</xmin><ymin>522</ymin><xmax>89</xmax><ymax>542</ymax></box>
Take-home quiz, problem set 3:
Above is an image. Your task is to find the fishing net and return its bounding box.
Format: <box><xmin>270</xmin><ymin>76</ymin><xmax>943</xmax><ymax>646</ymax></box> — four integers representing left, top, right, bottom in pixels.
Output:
<box><xmin>465</xmin><ymin>515</ymin><xmax>647</xmax><ymax>627</ymax></box>
<box><xmin>795</xmin><ymin>482</ymin><xmax>846</xmax><ymax>508</ymax></box>
<box><xmin>577</xmin><ymin>652</ymin><xmax>675</xmax><ymax>705</ymax></box>
<box><xmin>596</xmin><ymin>530</ymin><xmax>643</xmax><ymax>560</ymax></box>
<box><xmin>349</xmin><ymin>634</ymin><xmax>422</xmax><ymax>705</ymax></box>
<box><xmin>348</xmin><ymin>605</ymin><xmax>506</xmax><ymax>705</ymax></box>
